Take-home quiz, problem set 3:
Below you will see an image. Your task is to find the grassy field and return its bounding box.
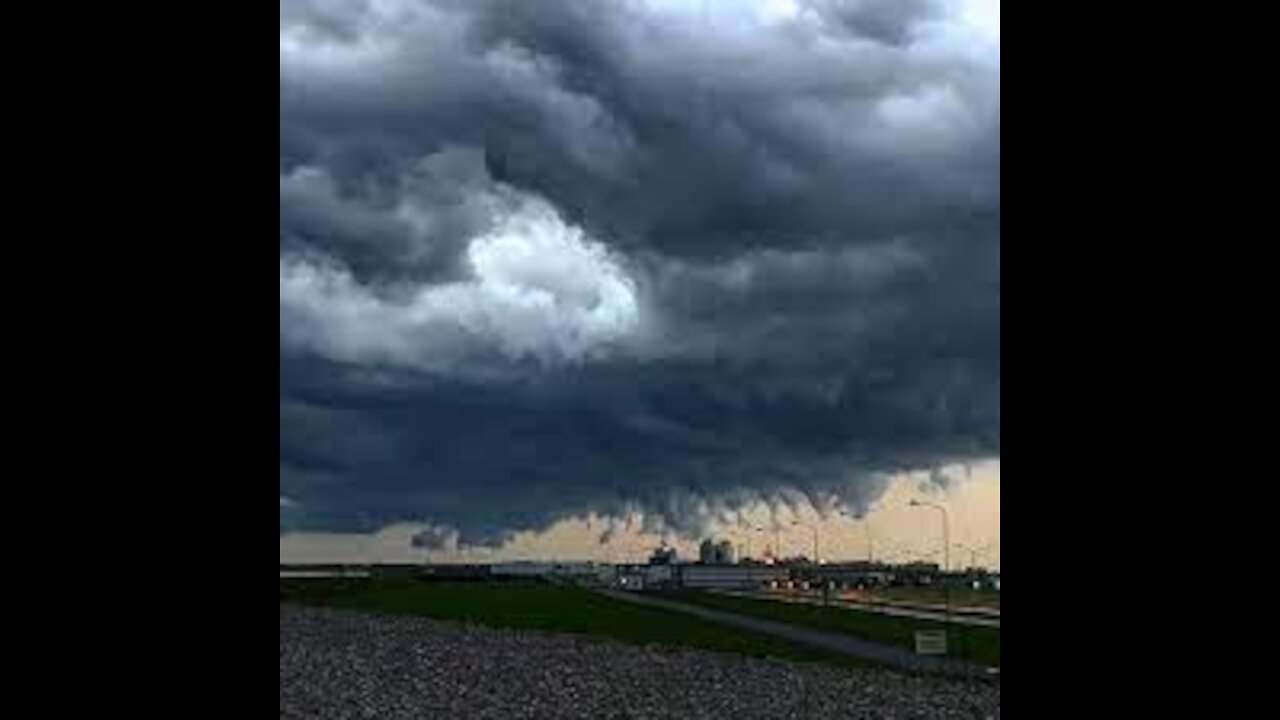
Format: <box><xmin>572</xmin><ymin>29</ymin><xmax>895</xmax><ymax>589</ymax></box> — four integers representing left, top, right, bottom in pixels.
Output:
<box><xmin>280</xmin><ymin>578</ymin><xmax>871</xmax><ymax>669</ymax></box>
<box><xmin>662</xmin><ymin>590</ymin><xmax>1000</xmax><ymax>667</ymax></box>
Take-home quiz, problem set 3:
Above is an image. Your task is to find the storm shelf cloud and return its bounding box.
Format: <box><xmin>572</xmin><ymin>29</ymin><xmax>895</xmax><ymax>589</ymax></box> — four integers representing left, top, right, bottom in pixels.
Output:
<box><xmin>280</xmin><ymin>0</ymin><xmax>999</xmax><ymax>545</ymax></box>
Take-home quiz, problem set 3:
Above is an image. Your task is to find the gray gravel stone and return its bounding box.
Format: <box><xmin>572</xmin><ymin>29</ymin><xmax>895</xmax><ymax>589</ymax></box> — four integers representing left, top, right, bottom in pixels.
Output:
<box><xmin>280</xmin><ymin>605</ymin><xmax>1000</xmax><ymax>719</ymax></box>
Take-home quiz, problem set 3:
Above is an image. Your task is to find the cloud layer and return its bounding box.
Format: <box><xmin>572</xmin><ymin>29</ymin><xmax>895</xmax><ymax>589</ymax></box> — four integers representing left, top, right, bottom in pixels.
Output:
<box><xmin>280</xmin><ymin>0</ymin><xmax>999</xmax><ymax>543</ymax></box>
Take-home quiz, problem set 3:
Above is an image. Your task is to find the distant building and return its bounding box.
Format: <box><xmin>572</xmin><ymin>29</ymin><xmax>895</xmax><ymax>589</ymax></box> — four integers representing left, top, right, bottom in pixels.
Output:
<box><xmin>803</xmin><ymin>561</ymin><xmax>892</xmax><ymax>589</ymax></box>
<box><xmin>679</xmin><ymin>564</ymin><xmax>789</xmax><ymax>590</ymax></box>
<box><xmin>894</xmin><ymin>562</ymin><xmax>941</xmax><ymax>586</ymax></box>
<box><xmin>419</xmin><ymin>564</ymin><xmax>491</xmax><ymax>580</ymax></box>
<box><xmin>616</xmin><ymin>568</ymin><xmax>647</xmax><ymax>591</ymax></box>
<box><xmin>646</xmin><ymin>563</ymin><xmax>675</xmax><ymax>587</ymax></box>
<box><xmin>699</xmin><ymin>539</ymin><xmax>717</xmax><ymax>564</ymax></box>
<box><xmin>698</xmin><ymin>538</ymin><xmax>739</xmax><ymax>565</ymax></box>
<box><xmin>649</xmin><ymin>545</ymin><xmax>678</xmax><ymax>565</ymax></box>
<box><xmin>715</xmin><ymin>539</ymin><xmax>737</xmax><ymax>565</ymax></box>
<box><xmin>489</xmin><ymin>561</ymin><xmax>548</xmax><ymax>578</ymax></box>
<box><xmin>490</xmin><ymin>561</ymin><xmax>616</xmax><ymax>584</ymax></box>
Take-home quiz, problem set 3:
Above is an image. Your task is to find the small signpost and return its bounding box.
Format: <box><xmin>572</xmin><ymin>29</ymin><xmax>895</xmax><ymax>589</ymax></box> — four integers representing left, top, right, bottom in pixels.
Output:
<box><xmin>914</xmin><ymin>630</ymin><xmax>948</xmax><ymax>656</ymax></box>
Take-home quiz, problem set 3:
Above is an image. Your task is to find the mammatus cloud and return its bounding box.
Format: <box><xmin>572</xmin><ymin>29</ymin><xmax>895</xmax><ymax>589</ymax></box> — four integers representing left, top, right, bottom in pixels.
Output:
<box><xmin>280</xmin><ymin>0</ymin><xmax>999</xmax><ymax>545</ymax></box>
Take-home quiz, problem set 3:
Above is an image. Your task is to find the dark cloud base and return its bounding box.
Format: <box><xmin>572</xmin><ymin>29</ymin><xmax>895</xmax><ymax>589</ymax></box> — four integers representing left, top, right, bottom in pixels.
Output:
<box><xmin>279</xmin><ymin>0</ymin><xmax>999</xmax><ymax>545</ymax></box>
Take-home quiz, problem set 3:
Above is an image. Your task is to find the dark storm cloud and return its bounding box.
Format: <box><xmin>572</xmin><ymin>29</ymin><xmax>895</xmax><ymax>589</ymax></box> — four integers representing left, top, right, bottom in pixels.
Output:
<box><xmin>279</xmin><ymin>0</ymin><xmax>999</xmax><ymax>543</ymax></box>
<box><xmin>281</xmin><ymin>0</ymin><xmax>996</xmax><ymax>255</ymax></box>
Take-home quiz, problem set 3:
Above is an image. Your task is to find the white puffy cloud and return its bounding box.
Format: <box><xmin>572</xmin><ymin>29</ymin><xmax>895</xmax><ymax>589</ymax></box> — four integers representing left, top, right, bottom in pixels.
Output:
<box><xmin>959</xmin><ymin>0</ymin><xmax>999</xmax><ymax>42</ymax></box>
<box><xmin>281</xmin><ymin>177</ymin><xmax>641</xmax><ymax>369</ymax></box>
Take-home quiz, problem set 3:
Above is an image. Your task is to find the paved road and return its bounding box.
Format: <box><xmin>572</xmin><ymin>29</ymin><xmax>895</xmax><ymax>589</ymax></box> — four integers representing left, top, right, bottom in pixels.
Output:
<box><xmin>597</xmin><ymin>589</ymin><xmax>997</xmax><ymax>680</ymax></box>
<box><xmin>726</xmin><ymin>590</ymin><xmax>1002</xmax><ymax>629</ymax></box>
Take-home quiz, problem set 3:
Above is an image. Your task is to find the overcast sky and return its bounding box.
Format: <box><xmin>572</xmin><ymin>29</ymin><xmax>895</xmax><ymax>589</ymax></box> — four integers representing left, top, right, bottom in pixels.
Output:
<box><xmin>280</xmin><ymin>0</ymin><xmax>999</xmax><ymax>559</ymax></box>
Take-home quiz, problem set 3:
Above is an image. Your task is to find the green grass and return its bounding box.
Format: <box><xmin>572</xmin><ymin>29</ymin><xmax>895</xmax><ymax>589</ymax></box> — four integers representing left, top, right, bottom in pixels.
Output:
<box><xmin>661</xmin><ymin>590</ymin><xmax>1000</xmax><ymax>667</ymax></box>
<box><xmin>280</xmin><ymin>578</ymin><xmax>872</xmax><ymax>669</ymax></box>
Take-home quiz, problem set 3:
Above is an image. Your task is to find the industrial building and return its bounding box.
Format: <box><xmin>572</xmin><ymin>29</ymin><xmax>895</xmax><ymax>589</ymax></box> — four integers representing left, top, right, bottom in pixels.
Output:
<box><xmin>648</xmin><ymin>545</ymin><xmax>679</xmax><ymax>565</ymax></box>
<box><xmin>613</xmin><ymin>563</ymin><xmax>676</xmax><ymax>591</ymax></box>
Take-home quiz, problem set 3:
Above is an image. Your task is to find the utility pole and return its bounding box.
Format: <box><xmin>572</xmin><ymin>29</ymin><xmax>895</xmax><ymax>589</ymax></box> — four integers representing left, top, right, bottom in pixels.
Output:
<box><xmin>909</xmin><ymin>500</ymin><xmax>951</xmax><ymax>650</ymax></box>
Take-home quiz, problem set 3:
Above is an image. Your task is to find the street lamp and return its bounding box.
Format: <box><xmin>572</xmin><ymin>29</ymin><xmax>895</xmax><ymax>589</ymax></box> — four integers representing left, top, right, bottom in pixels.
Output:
<box><xmin>792</xmin><ymin>519</ymin><xmax>819</xmax><ymax>563</ymax></box>
<box><xmin>739</xmin><ymin>525</ymin><xmax>764</xmax><ymax>563</ymax></box>
<box><xmin>750</xmin><ymin>526</ymin><xmax>767</xmax><ymax>563</ymax></box>
<box><xmin>839</xmin><ymin>509</ymin><xmax>874</xmax><ymax>565</ymax></box>
<box><xmin>909</xmin><ymin>499</ymin><xmax>951</xmax><ymax>634</ymax></box>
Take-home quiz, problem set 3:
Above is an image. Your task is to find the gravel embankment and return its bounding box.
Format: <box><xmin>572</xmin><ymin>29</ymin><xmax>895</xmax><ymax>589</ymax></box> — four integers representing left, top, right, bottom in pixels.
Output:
<box><xmin>280</xmin><ymin>605</ymin><xmax>1000</xmax><ymax>719</ymax></box>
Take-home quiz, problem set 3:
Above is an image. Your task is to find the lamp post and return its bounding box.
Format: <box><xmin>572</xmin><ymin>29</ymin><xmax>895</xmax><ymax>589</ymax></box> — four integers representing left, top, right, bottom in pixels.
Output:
<box><xmin>839</xmin><ymin>510</ymin><xmax>874</xmax><ymax>565</ymax></box>
<box><xmin>909</xmin><ymin>499</ymin><xmax>951</xmax><ymax>640</ymax></box>
<box><xmin>792</xmin><ymin>520</ymin><xmax>819</xmax><ymax>563</ymax></box>
<box><xmin>745</xmin><ymin>526</ymin><xmax>767</xmax><ymax>564</ymax></box>
<box><xmin>738</xmin><ymin>525</ymin><xmax>760</xmax><ymax>563</ymax></box>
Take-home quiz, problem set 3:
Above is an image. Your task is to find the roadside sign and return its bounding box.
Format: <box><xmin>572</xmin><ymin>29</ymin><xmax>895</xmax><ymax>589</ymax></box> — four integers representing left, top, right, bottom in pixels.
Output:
<box><xmin>914</xmin><ymin>630</ymin><xmax>948</xmax><ymax>656</ymax></box>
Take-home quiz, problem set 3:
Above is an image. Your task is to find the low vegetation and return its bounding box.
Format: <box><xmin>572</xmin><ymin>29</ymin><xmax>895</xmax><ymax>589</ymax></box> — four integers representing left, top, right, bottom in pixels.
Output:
<box><xmin>280</xmin><ymin>577</ymin><xmax>871</xmax><ymax>669</ymax></box>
